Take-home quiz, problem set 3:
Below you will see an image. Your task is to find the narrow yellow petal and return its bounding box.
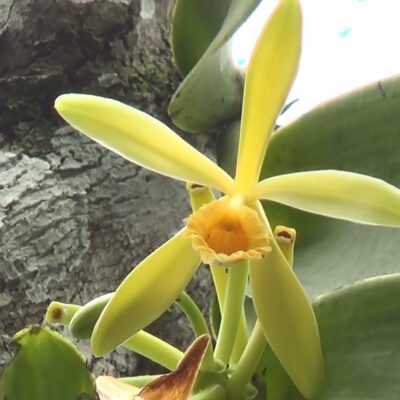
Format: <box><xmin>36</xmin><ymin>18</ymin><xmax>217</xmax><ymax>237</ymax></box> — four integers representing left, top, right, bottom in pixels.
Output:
<box><xmin>91</xmin><ymin>229</ymin><xmax>200</xmax><ymax>356</ymax></box>
<box><xmin>256</xmin><ymin>170</ymin><xmax>400</xmax><ymax>227</ymax></box>
<box><xmin>250</xmin><ymin>202</ymin><xmax>323</xmax><ymax>399</ymax></box>
<box><xmin>235</xmin><ymin>0</ymin><xmax>302</xmax><ymax>196</ymax></box>
<box><xmin>55</xmin><ymin>94</ymin><xmax>235</xmax><ymax>195</ymax></box>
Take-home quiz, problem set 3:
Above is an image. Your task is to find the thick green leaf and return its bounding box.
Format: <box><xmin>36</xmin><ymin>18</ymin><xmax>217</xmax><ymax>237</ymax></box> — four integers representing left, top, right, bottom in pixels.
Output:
<box><xmin>172</xmin><ymin>0</ymin><xmax>229</xmax><ymax>77</ymax></box>
<box><xmin>218</xmin><ymin>74</ymin><xmax>400</xmax><ymax>298</ymax></box>
<box><xmin>169</xmin><ymin>0</ymin><xmax>262</xmax><ymax>133</ymax></box>
<box><xmin>0</xmin><ymin>326</ymin><xmax>95</xmax><ymax>400</ymax></box>
<box><xmin>263</xmin><ymin>274</ymin><xmax>400</xmax><ymax>400</ymax></box>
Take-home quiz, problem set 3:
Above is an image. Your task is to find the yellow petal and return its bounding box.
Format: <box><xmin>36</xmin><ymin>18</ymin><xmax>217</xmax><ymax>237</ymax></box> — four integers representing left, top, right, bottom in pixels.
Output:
<box><xmin>55</xmin><ymin>94</ymin><xmax>235</xmax><ymax>195</ymax></box>
<box><xmin>256</xmin><ymin>170</ymin><xmax>400</xmax><ymax>226</ymax></box>
<box><xmin>235</xmin><ymin>0</ymin><xmax>302</xmax><ymax>196</ymax></box>
<box><xmin>91</xmin><ymin>229</ymin><xmax>200</xmax><ymax>356</ymax></box>
<box><xmin>250</xmin><ymin>202</ymin><xmax>323</xmax><ymax>399</ymax></box>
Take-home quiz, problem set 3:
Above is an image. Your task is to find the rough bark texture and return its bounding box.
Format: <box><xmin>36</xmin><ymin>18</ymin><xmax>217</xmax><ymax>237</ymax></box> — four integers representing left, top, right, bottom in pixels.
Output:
<box><xmin>0</xmin><ymin>0</ymin><xmax>214</xmax><ymax>377</ymax></box>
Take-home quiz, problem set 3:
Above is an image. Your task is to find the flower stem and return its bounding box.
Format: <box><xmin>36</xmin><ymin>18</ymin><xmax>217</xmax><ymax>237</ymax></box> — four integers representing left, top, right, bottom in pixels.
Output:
<box><xmin>214</xmin><ymin>261</ymin><xmax>249</xmax><ymax>365</ymax></box>
<box><xmin>227</xmin><ymin>321</ymin><xmax>266</xmax><ymax>399</ymax></box>
<box><xmin>211</xmin><ymin>266</ymin><xmax>248</xmax><ymax>366</ymax></box>
<box><xmin>123</xmin><ymin>331</ymin><xmax>183</xmax><ymax>371</ymax></box>
<box><xmin>176</xmin><ymin>291</ymin><xmax>220</xmax><ymax>371</ymax></box>
<box><xmin>119</xmin><ymin>375</ymin><xmax>160</xmax><ymax>387</ymax></box>
<box><xmin>190</xmin><ymin>384</ymin><xmax>226</xmax><ymax>400</ymax></box>
<box><xmin>176</xmin><ymin>291</ymin><xmax>210</xmax><ymax>336</ymax></box>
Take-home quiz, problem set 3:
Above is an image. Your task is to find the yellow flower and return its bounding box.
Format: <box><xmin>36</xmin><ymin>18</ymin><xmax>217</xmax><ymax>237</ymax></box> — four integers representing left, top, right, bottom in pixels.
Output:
<box><xmin>185</xmin><ymin>196</ymin><xmax>271</xmax><ymax>265</ymax></box>
<box><xmin>54</xmin><ymin>0</ymin><xmax>400</xmax><ymax>397</ymax></box>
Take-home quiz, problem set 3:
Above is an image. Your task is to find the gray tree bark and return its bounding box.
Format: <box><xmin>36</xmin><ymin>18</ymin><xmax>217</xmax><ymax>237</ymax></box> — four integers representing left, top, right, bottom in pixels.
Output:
<box><xmin>0</xmin><ymin>0</ymin><xmax>214</xmax><ymax>377</ymax></box>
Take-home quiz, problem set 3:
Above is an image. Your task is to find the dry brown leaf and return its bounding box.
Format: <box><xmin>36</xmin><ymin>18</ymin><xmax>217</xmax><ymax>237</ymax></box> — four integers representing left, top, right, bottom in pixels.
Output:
<box><xmin>138</xmin><ymin>334</ymin><xmax>210</xmax><ymax>400</ymax></box>
<box><xmin>96</xmin><ymin>335</ymin><xmax>210</xmax><ymax>400</ymax></box>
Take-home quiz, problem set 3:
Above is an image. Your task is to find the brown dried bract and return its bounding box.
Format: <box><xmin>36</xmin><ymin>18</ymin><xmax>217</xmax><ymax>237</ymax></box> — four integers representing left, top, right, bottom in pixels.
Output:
<box><xmin>138</xmin><ymin>335</ymin><xmax>210</xmax><ymax>400</ymax></box>
<box><xmin>96</xmin><ymin>335</ymin><xmax>210</xmax><ymax>400</ymax></box>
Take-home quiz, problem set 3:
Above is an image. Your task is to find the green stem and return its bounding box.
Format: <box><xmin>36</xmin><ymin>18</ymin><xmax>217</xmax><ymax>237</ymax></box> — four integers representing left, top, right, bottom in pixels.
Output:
<box><xmin>119</xmin><ymin>374</ymin><xmax>160</xmax><ymax>387</ymax></box>
<box><xmin>214</xmin><ymin>261</ymin><xmax>249</xmax><ymax>365</ymax></box>
<box><xmin>176</xmin><ymin>291</ymin><xmax>220</xmax><ymax>371</ymax></box>
<box><xmin>227</xmin><ymin>321</ymin><xmax>266</xmax><ymax>399</ymax></box>
<box><xmin>176</xmin><ymin>291</ymin><xmax>210</xmax><ymax>336</ymax></box>
<box><xmin>211</xmin><ymin>266</ymin><xmax>248</xmax><ymax>366</ymax></box>
<box><xmin>190</xmin><ymin>384</ymin><xmax>226</xmax><ymax>400</ymax></box>
<box><xmin>229</xmin><ymin>312</ymin><xmax>248</xmax><ymax>366</ymax></box>
<box><xmin>124</xmin><ymin>331</ymin><xmax>183</xmax><ymax>371</ymax></box>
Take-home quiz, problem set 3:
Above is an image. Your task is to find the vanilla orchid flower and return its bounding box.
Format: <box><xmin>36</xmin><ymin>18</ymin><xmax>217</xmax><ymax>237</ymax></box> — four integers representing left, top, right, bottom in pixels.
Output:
<box><xmin>54</xmin><ymin>0</ymin><xmax>400</xmax><ymax>398</ymax></box>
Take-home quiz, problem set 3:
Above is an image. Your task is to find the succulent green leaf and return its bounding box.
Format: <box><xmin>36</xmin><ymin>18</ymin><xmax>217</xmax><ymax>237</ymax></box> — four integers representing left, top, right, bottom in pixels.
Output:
<box><xmin>169</xmin><ymin>0</ymin><xmax>262</xmax><ymax>133</ymax></box>
<box><xmin>172</xmin><ymin>0</ymin><xmax>229</xmax><ymax>76</ymax></box>
<box><xmin>218</xmin><ymin>74</ymin><xmax>400</xmax><ymax>297</ymax></box>
<box><xmin>0</xmin><ymin>326</ymin><xmax>95</xmax><ymax>400</ymax></box>
<box><xmin>263</xmin><ymin>274</ymin><xmax>400</xmax><ymax>400</ymax></box>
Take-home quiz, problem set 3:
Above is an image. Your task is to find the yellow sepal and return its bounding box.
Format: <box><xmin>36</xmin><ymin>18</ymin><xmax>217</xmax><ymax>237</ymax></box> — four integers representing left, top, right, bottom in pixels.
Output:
<box><xmin>249</xmin><ymin>203</ymin><xmax>323</xmax><ymax>399</ymax></box>
<box><xmin>235</xmin><ymin>0</ymin><xmax>302</xmax><ymax>196</ymax></box>
<box><xmin>256</xmin><ymin>170</ymin><xmax>400</xmax><ymax>227</ymax></box>
<box><xmin>55</xmin><ymin>94</ymin><xmax>236</xmax><ymax>195</ymax></box>
<box><xmin>91</xmin><ymin>229</ymin><xmax>200</xmax><ymax>356</ymax></box>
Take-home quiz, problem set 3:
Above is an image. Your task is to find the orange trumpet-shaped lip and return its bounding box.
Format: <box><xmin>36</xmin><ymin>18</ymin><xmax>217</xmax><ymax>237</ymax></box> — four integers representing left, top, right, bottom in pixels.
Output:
<box><xmin>206</xmin><ymin>213</ymin><xmax>249</xmax><ymax>255</ymax></box>
<box><xmin>185</xmin><ymin>197</ymin><xmax>271</xmax><ymax>265</ymax></box>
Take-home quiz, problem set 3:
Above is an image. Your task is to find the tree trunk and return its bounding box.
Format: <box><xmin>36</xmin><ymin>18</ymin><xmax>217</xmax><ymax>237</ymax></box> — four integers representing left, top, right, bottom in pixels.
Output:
<box><xmin>0</xmin><ymin>0</ymin><xmax>213</xmax><ymax>377</ymax></box>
